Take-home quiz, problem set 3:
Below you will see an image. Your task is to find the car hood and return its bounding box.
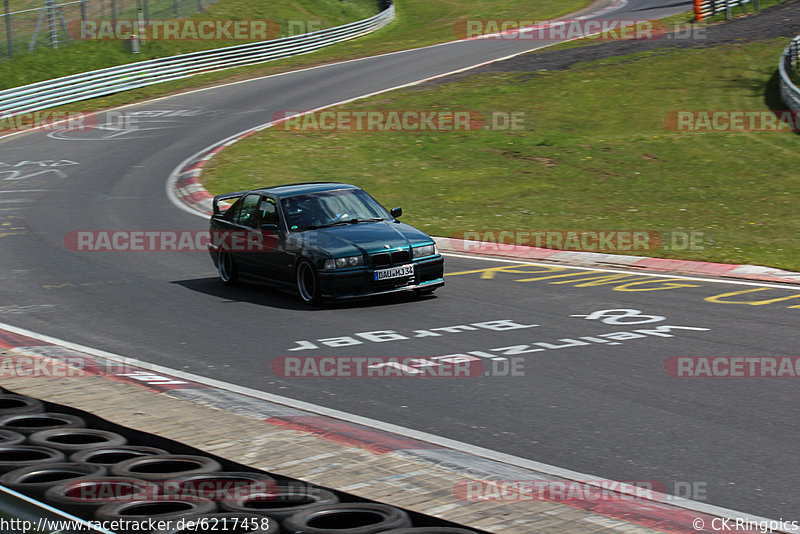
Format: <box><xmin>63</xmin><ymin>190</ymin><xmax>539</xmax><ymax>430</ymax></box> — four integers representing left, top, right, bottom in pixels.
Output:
<box><xmin>309</xmin><ymin>221</ymin><xmax>433</xmax><ymax>256</ymax></box>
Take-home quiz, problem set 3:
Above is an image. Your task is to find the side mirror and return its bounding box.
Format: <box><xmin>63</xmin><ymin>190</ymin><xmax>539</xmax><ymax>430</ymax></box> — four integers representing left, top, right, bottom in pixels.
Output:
<box><xmin>390</xmin><ymin>207</ymin><xmax>402</xmax><ymax>219</ymax></box>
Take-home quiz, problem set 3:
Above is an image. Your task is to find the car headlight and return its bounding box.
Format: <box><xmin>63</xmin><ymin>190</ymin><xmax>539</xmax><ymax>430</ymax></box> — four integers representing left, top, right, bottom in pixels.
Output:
<box><xmin>412</xmin><ymin>244</ymin><xmax>437</xmax><ymax>259</ymax></box>
<box><xmin>323</xmin><ymin>255</ymin><xmax>364</xmax><ymax>270</ymax></box>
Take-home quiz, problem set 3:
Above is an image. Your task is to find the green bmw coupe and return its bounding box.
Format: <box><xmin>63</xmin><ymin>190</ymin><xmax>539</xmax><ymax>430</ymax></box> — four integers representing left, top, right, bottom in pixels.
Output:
<box><xmin>208</xmin><ymin>182</ymin><xmax>444</xmax><ymax>304</ymax></box>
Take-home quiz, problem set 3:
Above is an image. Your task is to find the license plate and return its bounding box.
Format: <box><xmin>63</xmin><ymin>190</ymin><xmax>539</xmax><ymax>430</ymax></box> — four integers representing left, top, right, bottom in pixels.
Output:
<box><xmin>374</xmin><ymin>264</ymin><xmax>414</xmax><ymax>281</ymax></box>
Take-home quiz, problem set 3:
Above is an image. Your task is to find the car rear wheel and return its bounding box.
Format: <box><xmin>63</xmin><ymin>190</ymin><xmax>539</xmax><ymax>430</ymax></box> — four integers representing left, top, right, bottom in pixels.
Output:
<box><xmin>296</xmin><ymin>260</ymin><xmax>321</xmax><ymax>305</ymax></box>
<box><xmin>218</xmin><ymin>249</ymin><xmax>239</xmax><ymax>286</ymax></box>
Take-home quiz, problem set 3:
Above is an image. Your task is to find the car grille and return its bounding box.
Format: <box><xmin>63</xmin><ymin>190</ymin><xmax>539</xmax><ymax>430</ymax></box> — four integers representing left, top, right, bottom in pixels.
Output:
<box><xmin>371</xmin><ymin>274</ymin><xmax>414</xmax><ymax>292</ymax></box>
<box><xmin>371</xmin><ymin>249</ymin><xmax>410</xmax><ymax>268</ymax></box>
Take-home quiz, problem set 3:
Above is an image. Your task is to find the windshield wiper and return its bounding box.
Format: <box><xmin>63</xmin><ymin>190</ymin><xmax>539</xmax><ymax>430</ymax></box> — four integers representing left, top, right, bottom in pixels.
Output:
<box><xmin>304</xmin><ymin>218</ymin><xmax>383</xmax><ymax>230</ymax></box>
<box><xmin>342</xmin><ymin>217</ymin><xmax>383</xmax><ymax>224</ymax></box>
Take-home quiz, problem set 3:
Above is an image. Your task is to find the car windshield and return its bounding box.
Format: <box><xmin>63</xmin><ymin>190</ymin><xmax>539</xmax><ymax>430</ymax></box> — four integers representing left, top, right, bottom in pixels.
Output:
<box><xmin>283</xmin><ymin>189</ymin><xmax>390</xmax><ymax>231</ymax></box>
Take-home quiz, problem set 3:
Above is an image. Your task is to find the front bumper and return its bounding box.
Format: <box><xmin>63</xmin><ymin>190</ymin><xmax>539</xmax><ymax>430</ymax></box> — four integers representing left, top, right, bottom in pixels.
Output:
<box><xmin>318</xmin><ymin>255</ymin><xmax>444</xmax><ymax>300</ymax></box>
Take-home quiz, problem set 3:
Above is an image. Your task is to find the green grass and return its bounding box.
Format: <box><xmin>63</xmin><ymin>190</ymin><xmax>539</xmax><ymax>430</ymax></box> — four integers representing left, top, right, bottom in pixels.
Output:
<box><xmin>0</xmin><ymin>0</ymin><xmax>378</xmax><ymax>89</ymax></box>
<box><xmin>0</xmin><ymin>0</ymin><xmax>593</xmax><ymax>106</ymax></box>
<box><xmin>202</xmin><ymin>38</ymin><xmax>800</xmax><ymax>271</ymax></box>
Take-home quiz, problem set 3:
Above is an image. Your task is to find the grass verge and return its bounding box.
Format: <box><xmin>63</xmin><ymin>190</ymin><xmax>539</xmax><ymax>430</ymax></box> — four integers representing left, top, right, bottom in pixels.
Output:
<box><xmin>201</xmin><ymin>38</ymin><xmax>800</xmax><ymax>271</ymax></box>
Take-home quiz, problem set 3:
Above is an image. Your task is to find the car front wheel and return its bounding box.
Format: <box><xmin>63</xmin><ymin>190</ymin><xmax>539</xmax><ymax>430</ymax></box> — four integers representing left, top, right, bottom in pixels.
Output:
<box><xmin>296</xmin><ymin>260</ymin><xmax>321</xmax><ymax>305</ymax></box>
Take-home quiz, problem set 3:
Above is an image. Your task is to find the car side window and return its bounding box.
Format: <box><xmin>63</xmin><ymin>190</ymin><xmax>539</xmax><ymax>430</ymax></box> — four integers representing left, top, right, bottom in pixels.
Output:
<box><xmin>258</xmin><ymin>198</ymin><xmax>279</xmax><ymax>228</ymax></box>
<box><xmin>232</xmin><ymin>194</ymin><xmax>260</xmax><ymax>228</ymax></box>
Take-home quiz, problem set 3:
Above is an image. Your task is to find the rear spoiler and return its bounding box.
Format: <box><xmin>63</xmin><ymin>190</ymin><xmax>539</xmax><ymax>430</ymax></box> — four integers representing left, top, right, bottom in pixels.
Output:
<box><xmin>212</xmin><ymin>191</ymin><xmax>249</xmax><ymax>215</ymax></box>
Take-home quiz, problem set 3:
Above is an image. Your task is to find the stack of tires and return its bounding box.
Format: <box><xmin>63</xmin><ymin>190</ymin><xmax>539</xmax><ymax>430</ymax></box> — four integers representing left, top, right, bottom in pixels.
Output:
<box><xmin>0</xmin><ymin>391</ymin><xmax>481</xmax><ymax>534</ymax></box>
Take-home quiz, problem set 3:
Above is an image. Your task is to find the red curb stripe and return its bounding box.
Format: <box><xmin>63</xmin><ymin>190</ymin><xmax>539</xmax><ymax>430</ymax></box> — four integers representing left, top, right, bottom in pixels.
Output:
<box><xmin>265</xmin><ymin>415</ymin><xmax>444</xmax><ymax>454</ymax></box>
<box><xmin>573</xmin><ymin>502</ymin><xmax>761</xmax><ymax>534</ymax></box>
<box><xmin>104</xmin><ymin>373</ymin><xmax>208</xmax><ymax>392</ymax></box>
<box><xmin>185</xmin><ymin>161</ymin><xmax>206</xmax><ymax>172</ymax></box>
<box><xmin>176</xmin><ymin>177</ymin><xmax>200</xmax><ymax>188</ymax></box>
<box><xmin>631</xmin><ymin>258</ymin><xmax>738</xmax><ymax>275</ymax></box>
<box><xmin>187</xmin><ymin>191</ymin><xmax>213</xmax><ymax>202</ymax></box>
<box><xmin>0</xmin><ymin>329</ymin><xmax>52</xmax><ymax>350</ymax></box>
<box><xmin>492</xmin><ymin>246</ymin><xmax>562</xmax><ymax>259</ymax></box>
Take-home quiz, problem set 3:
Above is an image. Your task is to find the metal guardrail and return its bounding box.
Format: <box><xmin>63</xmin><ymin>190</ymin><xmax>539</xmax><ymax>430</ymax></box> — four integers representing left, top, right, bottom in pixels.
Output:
<box><xmin>0</xmin><ymin>1</ymin><xmax>394</xmax><ymax>118</ymax></box>
<box><xmin>779</xmin><ymin>35</ymin><xmax>800</xmax><ymax>114</ymax></box>
<box><xmin>694</xmin><ymin>0</ymin><xmax>760</xmax><ymax>21</ymax></box>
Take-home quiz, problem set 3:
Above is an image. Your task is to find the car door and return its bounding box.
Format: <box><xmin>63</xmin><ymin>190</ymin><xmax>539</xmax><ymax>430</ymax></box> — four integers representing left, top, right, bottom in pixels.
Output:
<box><xmin>246</xmin><ymin>196</ymin><xmax>289</xmax><ymax>284</ymax></box>
<box><xmin>222</xmin><ymin>193</ymin><xmax>262</xmax><ymax>277</ymax></box>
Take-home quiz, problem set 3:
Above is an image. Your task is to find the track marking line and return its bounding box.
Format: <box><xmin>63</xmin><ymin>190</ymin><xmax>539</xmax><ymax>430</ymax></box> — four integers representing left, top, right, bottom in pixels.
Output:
<box><xmin>441</xmin><ymin>253</ymin><xmax>800</xmax><ymax>290</ymax></box>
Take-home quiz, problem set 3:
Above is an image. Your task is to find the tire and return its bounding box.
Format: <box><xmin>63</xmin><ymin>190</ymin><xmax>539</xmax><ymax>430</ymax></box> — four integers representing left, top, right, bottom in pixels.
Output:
<box><xmin>0</xmin><ymin>393</ymin><xmax>44</xmax><ymax>415</ymax></box>
<box><xmin>295</xmin><ymin>260</ymin><xmax>321</xmax><ymax>305</ymax></box>
<box><xmin>150</xmin><ymin>512</ymin><xmax>282</xmax><ymax>534</ymax></box>
<box><xmin>162</xmin><ymin>472</ymin><xmax>277</xmax><ymax>504</ymax></box>
<box><xmin>0</xmin><ymin>429</ymin><xmax>26</xmax><ymax>446</ymax></box>
<box><xmin>94</xmin><ymin>498</ymin><xmax>217</xmax><ymax>534</ymax></box>
<box><xmin>220</xmin><ymin>483</ymin><xmax>338</xmax><ymax>521</ymax></box>
<box><xmin>282</xmin><ymin>503</ymin><xmax>411</xmax><ymax>534</ymax></box>
<box><xmin>110</xmin><ymin>454</ymin><xmax>222</xmax><ymax>482</ymax></box>
<box><xmin>218</xmin><ymin>249</ymin><xmax>239</xmax><ymax>286</ymax></box>
<box><xmin>0</xmin><ymin>445</ymin><xmax>66</xmax><ymax>474</ymax></box>
<box><xmin>44</xmin><ymin>476</ymin><xmax>160</xmax><ymax>518</ymax></box>
<box><xmin>28</xmin><ymin>428</ymin><xmax>127</xmax><ymax>453</ymax></box>
<box><xmin>0</xmin><ymin>462</ymin><xmax>107</xmax><ymax>500</ymax></box>
<box><xmin>70</xmin><ymin>446</ymin><xmax>169</xmax><ymax>467</ymax></box>
<box><xmin>0</xmin><ymin>412</ymin><xmax>86</xmax><ymax>435</ymax></box>
<box><xmin>380</xmin><ymin>529</ymin><xmax>480</xmax><ymax>533</ymax></box>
